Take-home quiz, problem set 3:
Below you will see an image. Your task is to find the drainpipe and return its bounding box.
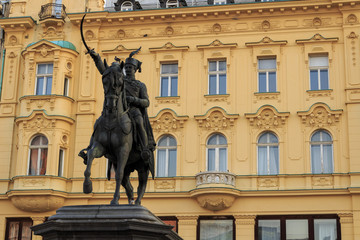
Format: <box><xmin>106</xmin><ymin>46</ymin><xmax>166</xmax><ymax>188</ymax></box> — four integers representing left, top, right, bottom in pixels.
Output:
<box><xmin>0</xmin><ymin>48</ymin><xmax>5</xmax><ymax>100</ymax></box>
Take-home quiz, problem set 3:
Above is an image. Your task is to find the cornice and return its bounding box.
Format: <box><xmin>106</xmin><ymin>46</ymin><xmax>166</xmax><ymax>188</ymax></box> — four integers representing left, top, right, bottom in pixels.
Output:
<box><xmin>149</xmin><ymin>42</ymin><xmax>189</xmax><ymax>52</ymax></box>
<box><xmin>197</xmin><ymin>39</ymin><xmax>237</xmax><ymax>49</ymax></box>
<box><xmin>296</xmin><ymin>33</ymin><xmax>339</xmax><ymax>44</ymax></box>
<box><xmin>67</xmin><ymin>0</ymin><xmax>360</xmax><ymax>25</ymax></box>
<box><xmin>0</xmin><ymin>16</ymin><xmax>36</xmax><ymax>30</ymax></box>
<box><xmin>246</xmin><ymin>36</ymin><xmax>287</xmax><ymax>47</ymax></box>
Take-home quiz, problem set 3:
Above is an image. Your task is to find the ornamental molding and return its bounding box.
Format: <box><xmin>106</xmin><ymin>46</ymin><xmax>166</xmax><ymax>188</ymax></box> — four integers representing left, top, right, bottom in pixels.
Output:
<box><xmin>8</xmin><ymin>193</ymin><xmax>65</xmax><ymax>213</ymax></box>
<box><xmin>245</xmin><ymin>105</ymin><xmax>289</xmax><ymax>130</ymax></box>
<box><xmin>234</xmin><ymin>215</ymin><xmax>256</xmax><ymax>225</ymax></box>
<box><xmin>154</xmin><ymin>179</ymin><xmax>176</xmax><ymax>190</ymax></box>
<box><xmin>312</xmin><ymin>176</ymin><xmax>334</xmax><ymax>187</ymax></box>
<box><xmin>296</xmin><ymin>33</ymin><xmax>339</xmax><ymax>44</ymax></box>
<box><xmin>194</xmin><ymin>107</ymin><xmax>239</xmax><ymax>131</ymax></box>
<box><xmin>246</xmin><ymin>36</ymin><xmax>287</xmax><ymax>47</ymax></box>
<box><xmin>297</xmin><ymin>103</ymin><xmax>342</xmax><ymax>128</ymax></box>
<box><xmin>338</xmin><ymin>213</ymin><xmax>353</xmax><ymax>224</ymax></box>
<box><xmin>257</xmin><ymin>177</ymin><xmax>279</xmax><ymax>188</ymax></box>
<box><xmin>176</xmin><ymin>215</ymin><xmax>198</xmax><ymax>224</ymax></box>
<box><xmin>197</xmin><ymin>39</ymin><xmax>237</xmax><ymax>49</ymax></box>
<box><xmin>102</xmin><ymin>44</ymin><xmax>138</xmax><ymax>54</ymax></box>
<box><xmin>22</xmin><ymin>40</ymin><xmax>78</xmax><ymax>57</ymax></box>
<box><xmin>149</xmin><ymin>42</ymin><xmax>189</xmax><ymax>52</ymax></box>
<box><xmin>150</xmin><ymin>109</ymin><xmax>188</xmax><ymax>134</ymax></box>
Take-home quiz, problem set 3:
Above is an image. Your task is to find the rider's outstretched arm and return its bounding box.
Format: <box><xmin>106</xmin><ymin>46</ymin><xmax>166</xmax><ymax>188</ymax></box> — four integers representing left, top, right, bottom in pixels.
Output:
<box><xmin>89</xmin><ymin>49</ymin><xmax>106</xmax><ymax>74</ymax></box>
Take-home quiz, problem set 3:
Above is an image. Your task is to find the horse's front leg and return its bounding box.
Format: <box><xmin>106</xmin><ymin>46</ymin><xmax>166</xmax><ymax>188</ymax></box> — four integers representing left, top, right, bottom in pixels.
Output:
<box><xmin>83</xmin><ymin>142</ymin><xmax>104</xmax><ymax>194</ymax></box>
<box><xmin>121</xmin><ymin>172</ymin><xmax>134</xmax><ymax>204</ymax></box>
<box><xmin>110</xmin><ymin>147</ymin><xmax>130</xmax><ymax>205</ymax></box>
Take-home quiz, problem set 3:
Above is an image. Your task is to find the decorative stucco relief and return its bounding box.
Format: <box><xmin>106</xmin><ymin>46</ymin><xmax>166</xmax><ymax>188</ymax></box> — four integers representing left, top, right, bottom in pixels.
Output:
<box><xmin>297</xmin><ymin>103</ymin><xmax>342</xmax><ymax>128</ymax></box>
<box><xmin>150</xmin><ymin>109</ymin><xmax>188</xmax><ymax>134</ymax></box>
<box><xmin>245</xmin><ymin>105</ymin><xmax>289</xmax><ymax>130</ymax></box>
<box><xmin>195</xmin><ymin>107</ymin><xmax>239</xmax><ymax>131</ymax></box>
<box><xmin>155</xmin><ymin>179</ymin><xmax>175</xmax><ymax>190</ymax></box>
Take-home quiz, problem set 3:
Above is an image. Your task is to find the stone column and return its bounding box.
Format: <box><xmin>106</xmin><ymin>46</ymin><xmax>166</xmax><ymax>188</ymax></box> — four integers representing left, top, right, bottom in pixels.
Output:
<box><xmin>177</xmin><ymin>215</ymin><xmax>198</xmax><ymax>240</ymax></box>
<box><xmin>31</xmin><ymin>217</ymin><xmax>45</xmax><ymax>240</ymax></box>
<box><xmin>338</xmin><ymin>213</ymin><xmax>354</xmax><ymax>240</ymax></box>
<box><xmin>234</xmin><ymin>215</ymin><xmax>256</xmax><ymax>240</ymax></box>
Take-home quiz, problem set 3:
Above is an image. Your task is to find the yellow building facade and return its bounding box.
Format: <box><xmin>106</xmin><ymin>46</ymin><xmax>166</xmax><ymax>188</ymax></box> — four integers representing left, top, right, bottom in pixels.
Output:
<box><xmin>0</xmin><ymin>0</ymin><xmax>359</xmax><ymax>239</ymax></box>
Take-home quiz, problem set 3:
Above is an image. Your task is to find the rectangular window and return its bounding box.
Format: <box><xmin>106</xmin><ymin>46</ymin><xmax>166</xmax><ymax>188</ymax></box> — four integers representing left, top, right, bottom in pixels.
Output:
<box><xmin>35</xmin><ymin>63</ymin><xmax>53</xmax><ymax>95</ymax></box>
<box><xmin>309</xmin><ymin>55</ymin><xmax>329</xmax><ymax>90</ymax></box>
<box><xmin>199</xmin><ymin>217</ymin><xmax>234</xmax><ymax>240</ymax></box>
<box><xmin>208</xmin><ymin>60</ymin><xmax>226</xmax><ymax>95</ymax></box>
<box><xmin>63</xmin><ymin>77</ymin><xmax>69</xmax><ymax>96</ymax></box>
<box><xmin>160</xmin><ymin>63</ymin><xmax>178</xmax><ymax>97</ymax></box>
<box><xmin>5</xmin><ymin>218</ymin><xmax>32</xmax><ymax>240</ymax></box>
<box><xmin>258</xmin><ymin>58</ymin><xmax>277</xmax><ymax>93</ymax></box>
<box><xmin>256</xmin><ymin>215</ymin><xmax>340</xmax><ymax>240</ymax></box>
<box><xmin>58</xmin><ymin>149</ymin><xmax>64</xmax><ymax>177</ymax></box>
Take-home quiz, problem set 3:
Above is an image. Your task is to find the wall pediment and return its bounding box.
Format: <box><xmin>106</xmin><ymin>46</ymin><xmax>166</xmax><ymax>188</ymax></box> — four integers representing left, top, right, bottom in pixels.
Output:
<box><xmin>297</xmin><ymin>103</ymin><xmax>342</xmax><ymax>128</ymax></box>
<box><xmin>150</xmin><ymin>109</ymin><xmax>188</xmax><ymax>133</ymax></box>
<box><xmin>194</xmin><ymin>107</ymin><xmax>239</xmax><ymax>131</ymax></box>
<box><xmin>245</xmin><ymin>105</ymin><xmax>289</xmax><ymax>129</ymax></box>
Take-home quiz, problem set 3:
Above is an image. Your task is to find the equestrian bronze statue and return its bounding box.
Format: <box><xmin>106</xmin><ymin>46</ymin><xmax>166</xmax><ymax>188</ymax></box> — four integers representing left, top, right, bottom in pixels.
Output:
<box><xmin>78</xmin><ymin>15</ymin><xmax>155</xmax><ymax>205</ymax></box>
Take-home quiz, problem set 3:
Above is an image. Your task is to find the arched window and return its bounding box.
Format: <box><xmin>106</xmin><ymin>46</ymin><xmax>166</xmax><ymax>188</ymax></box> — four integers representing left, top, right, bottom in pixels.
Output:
<box><xmin>157</xmin><ymin>135</ymin><xmax>177</xmax><ymax>177</ymax></box>
<box><xmin>166</xmin><ymin>0</ymin><xmax>178</xmax><ymax>8</ymax></box>
<box><xmin>28</xmin><ymin>135</ymin><xmax>48</xmax><ymax>175</ymax></box>
<box><xmin>257</xmin><ymin>132</ymin><xmax>279</xmax><ymax>175</ymax></box>
<box><xmin>121</xmin><ymin>1</ymin><xmax>133</xmax><ymax>11</ymax></box>
<box><xmin>311</xmin><ymin>130</ymin><xmax>333</xmax><ymax>174</ymax></box>
<box><xmin>207</xmin><ymin>134</ymin><xmax>227</xmax><ymax>172</ymax></box>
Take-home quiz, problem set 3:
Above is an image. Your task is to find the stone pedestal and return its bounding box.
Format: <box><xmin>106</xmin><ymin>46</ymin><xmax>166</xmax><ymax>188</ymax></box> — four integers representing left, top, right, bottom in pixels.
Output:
<box><xmin>31</xmin><ymin>204</ymin><xmax>183</xmax><ymax>240</ymax></box>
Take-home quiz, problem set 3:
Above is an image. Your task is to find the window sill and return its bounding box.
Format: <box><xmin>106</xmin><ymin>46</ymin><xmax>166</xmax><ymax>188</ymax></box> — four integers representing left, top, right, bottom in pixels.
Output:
<box><xmin>155</xmin><ymin>96</ymin><xmax>180</xmax><ymax>106</ymax></box>
<box><xmin>203</xmin><ymin>94</ymin><xmax>229</xmax><ymax>104</ymax></box>
<box><xmin>306</xmin><ymin>89</ymin><xmax>333</xmax><ymax>99</ymax></box>
<box><xmin>254</xmin><ymin>92</ymin><xmax>280</xmax><ymax>102</ymax></box>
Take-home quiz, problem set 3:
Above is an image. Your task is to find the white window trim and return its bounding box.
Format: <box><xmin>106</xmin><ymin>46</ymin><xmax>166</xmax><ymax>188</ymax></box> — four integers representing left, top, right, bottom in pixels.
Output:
<box><xmin>310</xmin><ymin>131</ymin><xmax>334</xmax><ymax>174</ymax></box>
<box><xmin>208</xmin><ymin>60</ymin><xmax>227</xmax><ymax>95</ymax></box>
<box><xmin>257</xmin><ymin>133</ymin><xmax>279</xmax><ymax>175</ymax></box>
<box><xmin>34</xmin><ymin>63</ymin><xmax>53</xmax><ymax>95</ymax></box>
<box><xmin>58</xmin><ymin>148</ymin><xmax>65</xmax><ymax>177</ymax></box>
<box><xmin>63</xmin><ymin>77</ymin><xmax>70</xmax><ymax>96</ymax></box>
<box><xmin>160</xmin><ymin>63</ymin><xmax>178</xmax><ymax>97</ymax></box>
<box><xmin>309</xmin><ymin>67</ymin><xmax>329</xmax><ymax>90</ymax></box>
<box><xmin>206</xmin><ymin>135</ymin><xmax>228</xmax><ymax>172</ymax></box>
<box><xmin>28</xmin><ymin>136</ymin><xmax>48</xmax><ymax>175</ymax></box>
<box><xmin>157</xmin><ymin>136</ymin><xmax>177</xmax><ymax>177</ymax></box>
<box><xmin>258</xmin><ymin>58</ymin><xmax>277</xmax><ymax>93</ymax></box>
<box><xmin>166</xmin><ymin>0</ymin><xmax>179</xmax><ymax>8</ymax></box>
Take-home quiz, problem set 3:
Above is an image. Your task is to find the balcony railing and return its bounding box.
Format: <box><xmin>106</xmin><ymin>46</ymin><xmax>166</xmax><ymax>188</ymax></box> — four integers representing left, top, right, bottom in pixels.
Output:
<box><xmin>39</xmin><ymin>3</ymin><xmax>66</xmax><ymax>21</ymax></box>
<box><xmin>195</xmin><ymin>171</ymin><xmax>236</xmax><ymax>187</ymax></box>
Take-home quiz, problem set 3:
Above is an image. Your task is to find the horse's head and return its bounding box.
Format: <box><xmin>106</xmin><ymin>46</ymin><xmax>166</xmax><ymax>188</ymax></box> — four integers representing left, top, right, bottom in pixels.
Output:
<box><xmin>102</xmin><ymin>61</ymin><xmax>125</xmax><ymax>114</ymax></box>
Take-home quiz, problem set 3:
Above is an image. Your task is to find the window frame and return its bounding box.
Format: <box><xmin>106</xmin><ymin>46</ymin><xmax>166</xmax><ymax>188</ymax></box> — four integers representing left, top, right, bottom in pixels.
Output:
<box><xmin>63</xmin><ymin>76</ymin><xmax>70</xmax><ymax>96</ymax></box>
<box><xmin>58</xmin><ymin>148</ymin><xmax>65</xmax><ymax>177</ymax></box>
<box><xmin>257</xmin><ymin>132</ymin><xmax>279</xmax><ymax>175</ymax></box>
<box><xmin>255</xmin><ymin>214</ymin><xmax>341</xmax><ymax>240</ymax></box>
<box><xmin>28</xmin><ymin>135</ymin><xmax>48</xmax><ymax>176</ymax></box>
<box><xmin>214</xmin><ymin>0</ymin><xmax>226</xmax><ymax>5</ymax></box>
<box><xmin>166</xmin><ymin>0</ymin><xmax>179</xmax><ymax>8</ymax></box>
<box><xmin>258</xmin><ymin>57</ymin><xmax>277</xmax><ymax>93</ymax></box>
<box><xmin>208</xmin><ymin>59</ymin><xmax>227</xmax><ymax>95</ymax></box>
<box><xmin>121</xmin><ymin>1</ymin><xmax>133</xmax><ymax>11</ymax></box>
<box><xmin>156</xmin><ymin>135</ymin><xmax>177</xmax><ymax>177</ymax></box>
<box><xmin>197</xmin><ymin>216</ymin><xmax>235</xmax><ymax>240</ymax></box>
<box><xmin>35</xmin><ymin>63</ymin><xmax>53</xmax><ymax>95</ymax></box>
<box><xmin>160</xmin><ymin>63</ymin><xmax>178</xmax><ymax>97</ymax></box>
<box><xmin>309</xmin><ymin>55</ymin><xmax>329</xmax><ymax>91</ymax></box>
<box><xmin>206</xmin><ymin>134</ymin><xmax>228</xmax><ymax>172</ymax></box>
<box><xmin>5</xmin><ymin>218</ymin><xmax>33</xmax><ymax>240</ymax></box>
<box><xmin>310</xmin><ymin>130</ymin><xmax>334</xmax><ymax>174</ymax></box>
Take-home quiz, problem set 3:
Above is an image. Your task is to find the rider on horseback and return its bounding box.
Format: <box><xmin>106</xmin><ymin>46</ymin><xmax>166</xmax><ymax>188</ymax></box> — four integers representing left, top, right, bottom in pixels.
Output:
<box><xmin>79</xmin><ymin>48</ymin><xmax>155</xmax><ymax>166</ymax></box>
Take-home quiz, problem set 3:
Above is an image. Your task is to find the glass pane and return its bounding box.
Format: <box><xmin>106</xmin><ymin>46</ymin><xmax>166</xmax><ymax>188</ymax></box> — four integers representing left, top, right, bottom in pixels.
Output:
<box><xmin>21</xmin><ymin>221</ymin><xmax>33</xmax><ymax>240</ymax></box>
<box><xmin>309</xmin><ymin>56</ymin><xmax>328</xmax><ymax>67</ymax></box>
<box><xmin>158</xmin><ymin>137</ymin><xmax>168</xmax><ymax>147</ymax></box>
<box><xmin>311</xmin><ymin>145</ymin><xmax>321</xmax><ymax>174</ymax></box>
<box><xmin>258</xmin><ymin>220</ymin><xmax>280</xmax><ymax>240</ymax></box>
<box><xmin>323</xmin><ymin>144</ymin><xmax>333</xmax><ymax>173</ymax></box>
<box><xmin>208</xmin><ymin>135</ymin><xmax>218</xmax><ymax>145</ymax></box>
<box><xmin>258</xmin><ymin>72</ymin><xmax>267</xmax><ymax>92</ymax></box>
<box><xmin>209</xmin><ymin>74</ymin><xmax>217</xmax><ymax>95</ymax></box>
<box><xmin>40</xmin><ymin>148</ymin><xmax>48</xmax><ymax>175</ymax></box>
<box><xmin>311</xmin><ymin>131</ymin><xmax>321</xmax><ymax>142</ymax></box>
<box><xmin>219</xmin><ymin>148</ymin><xmax>227</xmax><ymax>172</ymax></box>
<box><xmin>322</xmin><ymin>131</ymin><xmax>332</xmax><ymax>142</ymax></box>
<box><xmin>157</xmin><ymin>150</ymin><xmax>166</xmax><ymax>177</ymax></box>
<box><xmin>314</xmin><ymin>219</ymin><xmax>337</xmax><ymax>240</ymax></box>
<box><xmin>209</xmin><ymin>61</ymin><xmax>217</xmax><ymax>71</ymax></box>
<box><xmin>171</xmin><ymin>76</ymin><xmax>178</xmax><ymax>96</ymax></box>
<box><xmin>29</xmin><ymin>149</ymin><xmax>39</xmax><ymax>175</ymax></box>
<box><xmin>31</xmin><ymin>136</ymin><xmax>41</xmax><ymax>146</ymax></box>
<box><xmin>258</xmin><ymin>146</ymin><xmax>267</xmax><ymax>175</ymax></box>
<box><xmin>219</xmin><ymin>74</ymin><xmax>226</xmax><ymax>94</ymax></box>
<box><xmin>269</xmin><ymin>72</ymin><xmax>277</xmax><ymax>92</ymax></box>
<box><xmin>37</xmin><ymin>64</ymin><xmax>47</xmax><ymax>74</ymax></box>
<box><xmin>286</xmin><ymin>220</ymin><xmax>309</xmax><ymax>240</ymax></box>
<box><xmin>162</xmin><ymin>64</ymin><xmax>178</xmax><ymax>74</ymax></box>
<box><xmin>320</xmin><ymin>69</ymin><xmax>329</xmax><ymax>90</ymax></box>
<box><xmin>8</xmin><ymin>221</ymin><xmax>19</xmax><ymax>240</ymax></box>
<box><xmin>310</xmin><ymin>70</ymin><xmax>319</xmax><ymax>90</ymax></box>
<box><xmin>218</xmin><ymin>135</ymin><xmax>227</xmax><ymax>145</ymax></box>
<box><xmin>47</xmin><ymin>63</ymin><xmax>54</xmax><ymax>74</ymax></box>
<box><xmin>269</xmin><ymin>146</ymin><xmax>279</xmax><ymax>175</ymax></box>
<box><xmin>208</xmin><ymin>149</ymin><xmax>215</xmax><ymax>171</ymax></box>
<box><xmin>168</xmin><ymin>149</ymin><xmax>177</xmax><ymax>177</ymax></box>
<box><xmin>259</xmin><ymin>58</ymin><xmax>276</xmax><ymax>70</ymax></box>
<box><xmin>269</xmin><ymin>133</ymin><xmax>278</xmax><ymax>143</ymax></box>
<box><xmin>200</xmin><ymin>219</ymin><xmax>233</xmax><ymax>240</ymax></box>
<box><xmin>36</xmin><ymin>77</ymin><xmax>44</xmax><ymax>95</ymax></box>
<box><xmin>168</xmin><ymin>136</ymin><xmax>176</xmax><ymax>146</ymax></box>
<box><xmin>219</xmin><ymin>61</ymin><xmax>226</xmax><ymax>71</ymax></box>
<box><xmin>41</xmin><ymin>136</ymin><xmax>48</xmax><ymax>145</ymax></box>
<box><xmin>161</xmin><ymin>77</ymin><xmax>169</xmax><ymax>97</ymax></box>
<box><xmin>58</xmin><ymin>149</ymin><xmax>64</xmax><ymax>177</ymax></box>
<box><xmin>46</xmin><ymin>77</ymin><xmax>52</xmax><ymax>95</ymax></box>
<box><xmin>63</xmin><ymin>78</ymin><xmax>69</xmax><ymax>96</ymax></box>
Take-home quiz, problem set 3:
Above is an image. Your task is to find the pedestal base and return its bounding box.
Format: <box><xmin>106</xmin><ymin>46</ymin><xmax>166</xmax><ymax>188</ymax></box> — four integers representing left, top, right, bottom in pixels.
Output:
<box><xmin>31</xmin><ymin>204</ymin><xmax>183</xmax><ymax>240</ymax></box>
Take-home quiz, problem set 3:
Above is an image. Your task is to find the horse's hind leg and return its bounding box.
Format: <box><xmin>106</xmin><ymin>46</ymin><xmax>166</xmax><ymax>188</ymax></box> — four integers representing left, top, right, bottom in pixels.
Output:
<box><xmin>111</xmin><ymin>147</ymin><xmax>131</xmax><ymax>205</ymax></box>
<box><xmin>121</xmin><ymin>172</ymin><xmax>134</xmax><ymax>204</ymax></box>
<box><xmin>83</xmin><ymin>143</ymin><xmax>104</xmax><ymax>194</ymax></box>
<box><xmin>135</xmin><ymin>169</ymin><xmax>149</xmax><ymax>205</ymax></box>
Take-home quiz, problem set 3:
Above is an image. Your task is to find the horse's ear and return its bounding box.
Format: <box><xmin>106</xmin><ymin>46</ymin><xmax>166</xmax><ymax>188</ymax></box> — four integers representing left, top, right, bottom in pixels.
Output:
<box><xmin>120</xmin><ymin>61</ymin><xmax>124</xmax><ymax>70</ymax></box>
<box><xmin>104</xmin><ymin>59</ymin><xmax>109</xmax><ymax>69</ymax></box>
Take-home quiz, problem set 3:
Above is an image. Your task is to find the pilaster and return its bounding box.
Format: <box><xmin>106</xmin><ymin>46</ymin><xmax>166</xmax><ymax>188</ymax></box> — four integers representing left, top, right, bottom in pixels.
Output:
<box><xmin>234</xmin><ymin>215</ymin><xmax>256</xmax><ymax>240</ymax></box>
<box><xmin>31</xmin><ymin>217</ymin><xmax>45</xmax><ymax>240</ymax></box>
<box><xmin>176</xmin><ymin>215</ymin><xmax>198</xmax><ymax>240</ymax></box>
<box><xmin>339</xmin><ymin>213</ymin><xmax>354</xmax><ymax>240</ymax></box>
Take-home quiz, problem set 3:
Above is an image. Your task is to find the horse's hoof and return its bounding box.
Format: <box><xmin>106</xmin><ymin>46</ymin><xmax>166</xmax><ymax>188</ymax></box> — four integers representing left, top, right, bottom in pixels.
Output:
<box><xmin>129</xmin><ymin>199</ymin><xmax>135</xmax><ymax>205</ymax></box>
<box><xmin>110</xmin><ymin>200</ymin><xmax>119</xmax><ymax>205</ymax></box>
<box><xmin>135</xmin><ymin>200</ymin><xmax>141</xmax><ymax>205</ymax></box>
<box><xmin>83</xmin><ymin>180</ymin><xmax>92</xmax><ymax>194</ymax></box>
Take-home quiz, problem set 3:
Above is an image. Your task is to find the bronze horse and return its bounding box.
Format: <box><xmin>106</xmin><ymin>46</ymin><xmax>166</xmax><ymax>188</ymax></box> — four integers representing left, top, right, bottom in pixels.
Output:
<box><xmin>79</xmin><ymin>15</ymin><xmax>154</xmax><ymax>205</ymax></box>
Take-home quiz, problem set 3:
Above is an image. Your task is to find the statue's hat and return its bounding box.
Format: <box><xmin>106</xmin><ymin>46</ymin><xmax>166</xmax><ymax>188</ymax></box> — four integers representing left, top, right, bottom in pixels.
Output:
<box><xmin>125</xmin><ymin>47</ymin><xmax>142</xmax><ymax>73</ymax></box>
